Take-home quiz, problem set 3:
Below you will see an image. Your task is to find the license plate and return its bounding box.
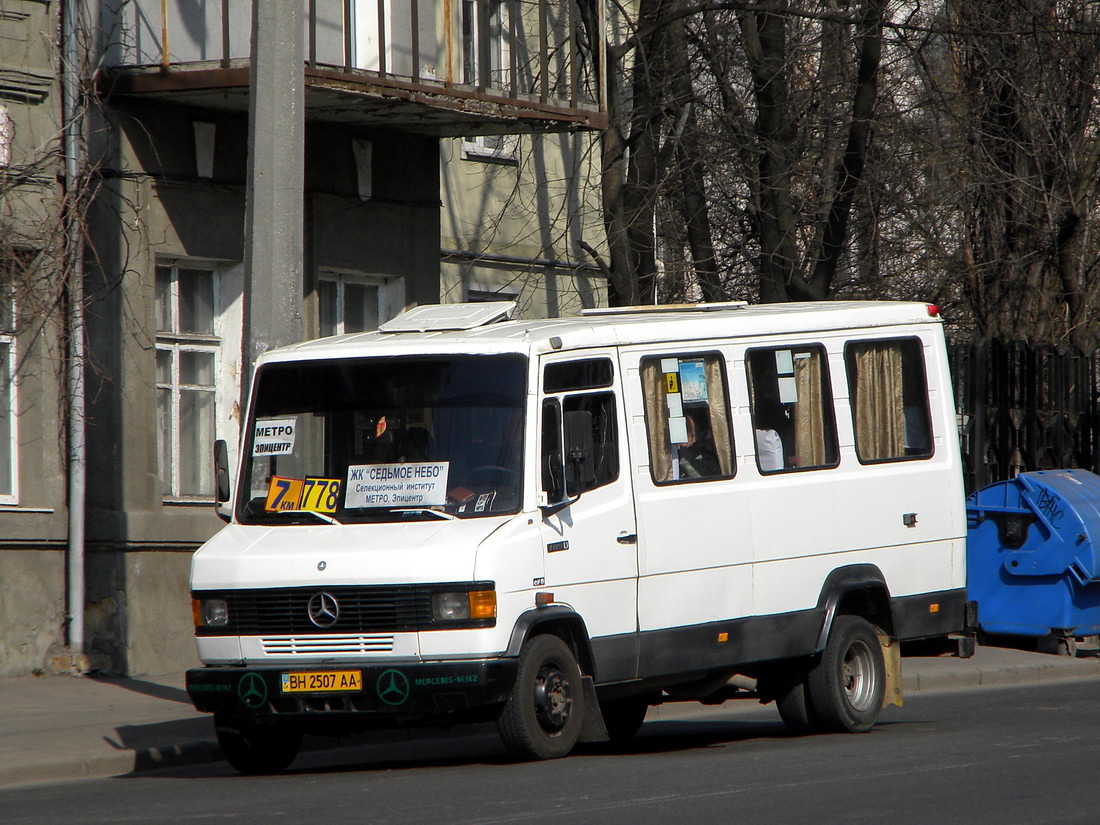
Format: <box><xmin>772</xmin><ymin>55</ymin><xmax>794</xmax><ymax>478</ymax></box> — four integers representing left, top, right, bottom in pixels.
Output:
<box><xmin>280</xmin><ymin>670</ymin><xmax>363</xmax><ymax>693</ymax></box>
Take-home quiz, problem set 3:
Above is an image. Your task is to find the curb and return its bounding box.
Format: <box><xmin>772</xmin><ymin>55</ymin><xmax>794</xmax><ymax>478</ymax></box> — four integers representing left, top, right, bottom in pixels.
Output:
<box><xmin>903</xmin><ymin>654</ymin><xmax>1100</xmax><ymax>694</ymax></box>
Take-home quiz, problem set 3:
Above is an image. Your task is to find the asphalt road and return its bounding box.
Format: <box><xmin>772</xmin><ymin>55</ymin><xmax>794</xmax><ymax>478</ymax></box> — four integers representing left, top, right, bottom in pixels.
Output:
<box><xmin>5</xmin><ymin>680</ymin><xmax>1098</xmax><ymax>824</ymax></box>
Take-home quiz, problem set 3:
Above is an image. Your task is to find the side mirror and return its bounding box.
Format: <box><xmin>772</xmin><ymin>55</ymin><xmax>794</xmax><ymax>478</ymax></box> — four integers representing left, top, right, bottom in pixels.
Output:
<box><xmin>214</xmin><ymin>439</ymin><xmax>231</xmax><ymax>508</ymax></box>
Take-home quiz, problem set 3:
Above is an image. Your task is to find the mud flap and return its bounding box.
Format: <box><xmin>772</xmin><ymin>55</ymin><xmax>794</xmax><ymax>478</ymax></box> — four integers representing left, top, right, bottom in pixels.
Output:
<box><xmin>878</xmin><ymin>630</ymin><xmax>904</xmax><ymax>709</ymax></box>
<box><xmin>576</xmin><ymin>676</ymin><xmax>609</xmax><ymax>743</ymax></box>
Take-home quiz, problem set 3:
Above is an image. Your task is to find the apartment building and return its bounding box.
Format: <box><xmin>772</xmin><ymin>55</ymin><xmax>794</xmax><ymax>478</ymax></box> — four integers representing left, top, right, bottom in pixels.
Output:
<box><xmin>0</xmin><ymin>0</ymin><xmax>606</xmax><ymax>676</ymax></box>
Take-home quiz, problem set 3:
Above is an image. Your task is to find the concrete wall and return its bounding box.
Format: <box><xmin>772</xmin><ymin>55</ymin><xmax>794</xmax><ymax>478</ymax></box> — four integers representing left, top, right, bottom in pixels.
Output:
<box><xmin>440</xmin><ymin>131</ymin><xmax>607</xmax><ymax>317</ymax></box>
<box><xmin>0</xmin><ymin>0</ymin><xmax>75</xmax><ymax>678</ymax></box>
<box><xmin>81</xmin><ymin>98</ymin><xmax>441</xmax><ymax>675</ymax></box>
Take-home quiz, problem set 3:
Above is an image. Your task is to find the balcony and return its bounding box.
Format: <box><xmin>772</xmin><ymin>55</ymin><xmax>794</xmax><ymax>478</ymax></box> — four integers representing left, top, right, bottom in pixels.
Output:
<box><xmin>98</xmin><ymin>0</ymin><xmax>606</xmax><ymax>135</ymax></box>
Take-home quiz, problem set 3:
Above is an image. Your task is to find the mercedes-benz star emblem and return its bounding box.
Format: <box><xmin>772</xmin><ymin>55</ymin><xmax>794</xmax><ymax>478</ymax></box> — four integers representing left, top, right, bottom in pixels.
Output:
<box><xmin>237</xmin><ymin>672</ymin><xmax>268</xmax><ymax>708</ymax></box>
<box><xmin>376</xmin><ymin>669</ymin><xmax>411</xmax><ymax>706</ymax></box>
<box><xmin>307</xmin><ymin>592</ymin><xmax>340</xmax><ymax>628</ymax></box>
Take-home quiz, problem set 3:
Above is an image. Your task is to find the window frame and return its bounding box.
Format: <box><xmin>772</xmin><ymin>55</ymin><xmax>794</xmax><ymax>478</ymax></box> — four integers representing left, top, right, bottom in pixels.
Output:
<box><xmin>154</xmin><ymin>262</ymin><xmax>221</xmax><ymax>501</ymax></box>
<box><xmin>746</xmin><ymin>343</ymin><xmax>841</xmax><ymax>475</ymax></box>
<box><xmin>639</xmin><ymin>351</ymin><xmax>736</xmax><ymax>486</ymax></box>
<box><xmin>0</xmin><ymin>288</ymin><xmax>17</xmax><ymax>505</ymax></box>
<box><xmin>844</xmin><ymin>336</ymin><xmax>935</xmax><ymax>465</ymax></box>
<box><xmin>540</xmin><ymin>356</ymin><xmax>620</xmax><ymax>502</ymax></box>
<box><xmin>317</xmin><ymin>270</ymin><xmax>402</xmax><ymax>337</ymax></box>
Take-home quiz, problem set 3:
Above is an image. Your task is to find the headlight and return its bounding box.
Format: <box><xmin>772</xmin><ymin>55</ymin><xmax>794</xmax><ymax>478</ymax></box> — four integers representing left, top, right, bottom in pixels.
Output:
<box><xmin>193</xmin><ymin>598</ymin><xmax>229</xmax><ymax>628</ymax></box>
<box><xmin>431</xmin><ymin>590</ymin><xmax>496</xmax><ymax>622</ymax></box>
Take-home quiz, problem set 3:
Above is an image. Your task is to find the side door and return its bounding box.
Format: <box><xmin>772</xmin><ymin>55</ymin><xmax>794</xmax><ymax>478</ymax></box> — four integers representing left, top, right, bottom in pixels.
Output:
<box><xmin>538</xmin><ymin>352</ymin><xmax>639</xmax><ymax>683</ymax></box>
<box><xmin>618</xmin><ymin>347</ymin><xmax>753</xmax><ymax>676</ymax></box>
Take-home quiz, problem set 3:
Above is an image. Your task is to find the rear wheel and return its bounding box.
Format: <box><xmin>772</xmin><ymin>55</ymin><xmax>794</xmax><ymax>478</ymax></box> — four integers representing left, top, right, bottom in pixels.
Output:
<box><xmin>498</xmin><ymin>635</ymin><xmax>585</xmax><ymax>760</ymax></box>
<box><xmin>773</xmin><ymin>667</ymin><xmax>820</xmax><ymax>735</ymax></box>
<box><xmin>214</xmin><ymin>714</ymin><xmax>302</xmax><ymax>775</ymax></box>
<box><xmin>806</xmin><ymin>615</ymin><xmax>885</xmax><ymax>733</ymax></box>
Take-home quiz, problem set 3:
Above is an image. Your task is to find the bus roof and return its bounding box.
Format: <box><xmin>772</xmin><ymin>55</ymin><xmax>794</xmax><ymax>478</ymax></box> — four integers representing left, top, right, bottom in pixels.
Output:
<box><xmin>257</xmin><ymin>300</ymin><xmax>942</xmax><ymax>365</ymax></box>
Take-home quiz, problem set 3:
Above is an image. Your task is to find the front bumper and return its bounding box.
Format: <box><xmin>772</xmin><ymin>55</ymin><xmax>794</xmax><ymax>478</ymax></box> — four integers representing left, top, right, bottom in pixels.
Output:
<box><xmin>186</xmin><ymin>660</ymin><xmax>517</xmax><ymax>731</ymax></box>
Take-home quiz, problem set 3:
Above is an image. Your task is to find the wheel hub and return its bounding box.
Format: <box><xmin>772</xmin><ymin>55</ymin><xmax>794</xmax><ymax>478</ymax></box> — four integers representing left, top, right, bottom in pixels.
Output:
<box><xmin>842</xmin><ymin>640</ymin><xmax>877</xmax><ymax>712</ymax></box>
<box><xmin>533</xmin><ymin>665</ymin><xmax>573</xmax><ymax>732</ymax></box>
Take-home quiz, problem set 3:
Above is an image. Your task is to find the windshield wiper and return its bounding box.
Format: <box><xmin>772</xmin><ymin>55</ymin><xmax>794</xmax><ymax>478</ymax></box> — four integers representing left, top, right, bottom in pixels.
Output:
<box><xmin>390</xmin><ymin>508</ymin><xmax>457</xmax><ymax>521</ymax></box>
<box><xmin>282</xmin><ymin>510</ymin><xmax>342</xmax><ymax>525</ymax></box>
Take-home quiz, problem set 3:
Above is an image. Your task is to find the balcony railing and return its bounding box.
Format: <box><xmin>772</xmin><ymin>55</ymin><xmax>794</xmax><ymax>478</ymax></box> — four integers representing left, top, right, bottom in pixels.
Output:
<box><xmin>100</xmin><ymin>0</ymin><xmax>605</xmax><ymax>130</ymax></box>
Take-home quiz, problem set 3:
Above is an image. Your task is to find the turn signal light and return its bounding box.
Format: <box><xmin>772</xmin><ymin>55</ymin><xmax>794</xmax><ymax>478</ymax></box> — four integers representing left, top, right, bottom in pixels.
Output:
<box><xmin>468</xmin><ymin>589</ymin><xmax>497</xmax><ymax>619</ymax></box>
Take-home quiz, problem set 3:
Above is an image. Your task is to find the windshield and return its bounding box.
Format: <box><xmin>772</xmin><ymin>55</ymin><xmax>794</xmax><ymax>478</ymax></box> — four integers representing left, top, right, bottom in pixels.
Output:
<box><xmin>237</xmin><ymin>354</ymin><xmax>527</xmax><ymax>524</ymax></box>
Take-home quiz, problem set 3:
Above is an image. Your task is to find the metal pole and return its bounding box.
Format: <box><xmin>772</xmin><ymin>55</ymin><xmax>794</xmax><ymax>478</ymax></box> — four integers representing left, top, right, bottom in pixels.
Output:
<box><xmin>62</xmin><ymin>0</ymin><xmax>86</xmax><ymax>658</ymax></box>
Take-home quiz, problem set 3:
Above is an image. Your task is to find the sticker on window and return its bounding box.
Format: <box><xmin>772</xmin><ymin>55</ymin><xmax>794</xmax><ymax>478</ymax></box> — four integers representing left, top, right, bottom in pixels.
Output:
<box><xmin>678</xmin><ymin>359</ymin><xmax>708</xmax><ymax>403</ymax></box>
<box><xmin>253</xmin><ymin>418</ymin><xmax>297</xmax><ymax>456</ymax></box>
<box><xmin>345</xmin><ymin>462</ymin><xmax>450</xmax><ymax>508</ymax></box>
<box><xmin>265</xmin><ymin>476</ymin><xmax>342</xmax><ymax>513</ymax></box>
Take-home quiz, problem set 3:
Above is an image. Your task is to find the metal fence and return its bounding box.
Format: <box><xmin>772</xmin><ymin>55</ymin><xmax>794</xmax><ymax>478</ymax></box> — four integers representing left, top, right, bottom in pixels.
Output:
<box><xmin>950</xmin><ymin>340</ymin><xmax>1100</xmax><ymax>494</ymax></box>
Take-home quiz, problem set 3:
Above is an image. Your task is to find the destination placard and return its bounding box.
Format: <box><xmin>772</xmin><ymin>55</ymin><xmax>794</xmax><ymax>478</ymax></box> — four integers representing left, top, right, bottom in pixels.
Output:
<box><xmin>344</xmin><ymin>462</ymin><xmax>449</xmax><ymax>508</ymax></box>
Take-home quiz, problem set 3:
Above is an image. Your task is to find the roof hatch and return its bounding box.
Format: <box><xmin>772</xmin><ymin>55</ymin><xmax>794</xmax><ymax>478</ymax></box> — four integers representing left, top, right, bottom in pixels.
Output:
<box><xmin>378</xmin><ymin>301</ymin><xmax>516</xmax><ymax>333</ymax></box>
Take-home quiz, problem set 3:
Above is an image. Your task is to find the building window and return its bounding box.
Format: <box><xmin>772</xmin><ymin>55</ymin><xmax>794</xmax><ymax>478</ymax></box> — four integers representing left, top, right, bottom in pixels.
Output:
<box><xmin>155</xmin><ymin>264</ymin><xmax>219</xmax><ymax>498</ymax></box>
<box><xmin>462</xmin><ymin>0</ymin><xmax>510</xmax><ymax>89</ymax></box>
<box><xmin>0</xmin><ymin>107</ymin><xmax>13</xmax><ymax>167</ymax></box>
<box><xmin>317</xmin><ymin>272</ymin><xmax>404</xmax><ymax>337</ymax></box>
<box><xmin>0</xmin><ymin>285</ymin><xmax>16</xmax><ymax>503</ymax></box>
<box><xmin>461</xmin><ymin>134</ymin><xmax>519</xmax><ymax>163</ymax></box>
<box><xmin>747</xmin><ymin>344</ymin><xmax>839</xmax><ymax>473</ymax></box>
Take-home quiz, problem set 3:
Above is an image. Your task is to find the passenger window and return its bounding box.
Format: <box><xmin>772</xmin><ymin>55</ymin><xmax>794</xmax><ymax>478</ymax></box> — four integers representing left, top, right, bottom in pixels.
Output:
<box><xmin>845</xmin><ymin>338</ymin><xmax>933</xmax><ymax>462</ymax></box>
<box><xmin>640</xmin><ymin>353</ymin><xmax>735</xmax><ymax>484</ymax></box>
<box><xmin>541</xmin><ymin>359</ymin><xmax>620</xmax><ymax>501</ymax></box>
<box><xmin>747</xmin><ymin>345</ymin><xmax>839</xmax><ymax>473</ymax></box>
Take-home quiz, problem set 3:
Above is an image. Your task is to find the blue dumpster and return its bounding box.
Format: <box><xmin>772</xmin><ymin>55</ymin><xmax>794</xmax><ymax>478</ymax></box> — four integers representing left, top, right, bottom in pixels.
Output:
<box><xmin>967</xmin><ymin>469</ymin><xmax>1100</xmax><ymax>645</ymax></box>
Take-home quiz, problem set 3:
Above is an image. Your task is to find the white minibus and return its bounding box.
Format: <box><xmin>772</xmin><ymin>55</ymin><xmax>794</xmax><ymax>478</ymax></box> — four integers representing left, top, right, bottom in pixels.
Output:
<box><xmin>186</xmin><ymin>300</ymin><xmax>969</xmax><ymax>773</ymax></box>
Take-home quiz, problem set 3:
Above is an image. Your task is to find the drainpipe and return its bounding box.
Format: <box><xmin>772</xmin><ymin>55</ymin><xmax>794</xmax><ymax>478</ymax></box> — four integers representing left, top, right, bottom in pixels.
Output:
<box><xmin>61</xmin><ymin>0</ymin><xmax>86</xmax><ymax>659</ymax></box>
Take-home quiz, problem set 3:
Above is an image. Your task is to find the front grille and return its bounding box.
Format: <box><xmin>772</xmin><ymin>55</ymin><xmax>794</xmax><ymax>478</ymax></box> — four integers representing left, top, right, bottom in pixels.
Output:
<box><xmin>261</xmin><ymin>634</ymin><xmax>395</xmax><ymax>655</ymax></box>
<box><xmin>194</xmin><ymin>583</ymin><xmax>493</xmax><ymax>636</ymax></box>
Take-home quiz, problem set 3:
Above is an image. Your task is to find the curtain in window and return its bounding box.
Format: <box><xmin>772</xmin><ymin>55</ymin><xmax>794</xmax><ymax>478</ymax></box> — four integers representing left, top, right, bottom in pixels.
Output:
<box><xmin>793</xmin><ymin>351</ymin><xmax>827</xmax><ymax>467</ymax></box>
<box><xmin>641</xmin><ymin>361</ymin><xmax>673</xmax><ymax>481</ymax></box>
<box><xmin>852</xmin><ymin>343</ymin><xmax>905</xmax><ymax>460</ymax></box>
<box><xmin>704</xmin><ymin>358</ymin><xmax>733</xmax><ymax>476</ymax></box>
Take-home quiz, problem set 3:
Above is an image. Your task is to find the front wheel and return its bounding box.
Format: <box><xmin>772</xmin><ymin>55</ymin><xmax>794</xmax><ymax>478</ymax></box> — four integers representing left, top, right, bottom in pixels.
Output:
<box><xmin>215</xmin><ymin>713</ymin><xmax>303</xmax><ymax>775</ymax></box>
<box><xmin>806</xmin><ymin>615</ymin><xmax>886</xmax><ymax>733</ymax></box>
<box><xmin>497</xmin><ymin>635</ymin><xmax>585</xmax><ymax>760</ymax></box>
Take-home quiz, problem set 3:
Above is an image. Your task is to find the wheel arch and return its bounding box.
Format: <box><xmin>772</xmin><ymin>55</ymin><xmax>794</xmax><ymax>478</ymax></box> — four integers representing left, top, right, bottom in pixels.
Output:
<box><xmin>814</xmin><ymin>564</ymin><xmax>895</xmax><ymax>652</ymax></box>
<box><xmin>505</xmin><ymin>606</ymin><xmax>596</xmax><ymax>677</ymax></box>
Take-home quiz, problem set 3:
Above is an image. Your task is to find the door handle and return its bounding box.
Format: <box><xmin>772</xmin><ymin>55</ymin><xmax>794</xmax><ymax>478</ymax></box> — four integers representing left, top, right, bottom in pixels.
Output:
<box><xmin>617</xmin><ymin>533</ymin><xmax>637</xmax><ymax>545</ymax></box>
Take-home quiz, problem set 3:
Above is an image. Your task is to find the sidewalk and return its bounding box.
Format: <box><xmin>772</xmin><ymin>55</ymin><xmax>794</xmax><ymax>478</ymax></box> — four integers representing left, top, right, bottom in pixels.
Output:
<box><xmin>1</xmin><ymin>644</ymin><xmax>1098</xmax><ymax>789</ymax></box>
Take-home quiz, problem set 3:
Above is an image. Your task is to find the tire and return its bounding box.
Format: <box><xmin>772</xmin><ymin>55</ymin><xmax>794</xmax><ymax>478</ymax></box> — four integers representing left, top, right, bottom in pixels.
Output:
<box><xmin>806</xmin><ymin>615</ymin><xmax>886</xmax><ymax>733</ymax></box>
<box><xmin>774</xmin><ymin>667</ymin><xmax>820</xmax><ymax>735</ymax></box>
<box><xmin>497</xmin><ymin>634</ymin><xmax>585</xmax><ymax>760</ymax></box>
<box><xmin>215</xmin><ymin>713</ymin><xmax>303</xmax><ymax>775</ymax></box>
<box><xmin>600</xmin><ymin>696</ymin><xmax>649</xmax><ymax>743</ymax></box>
